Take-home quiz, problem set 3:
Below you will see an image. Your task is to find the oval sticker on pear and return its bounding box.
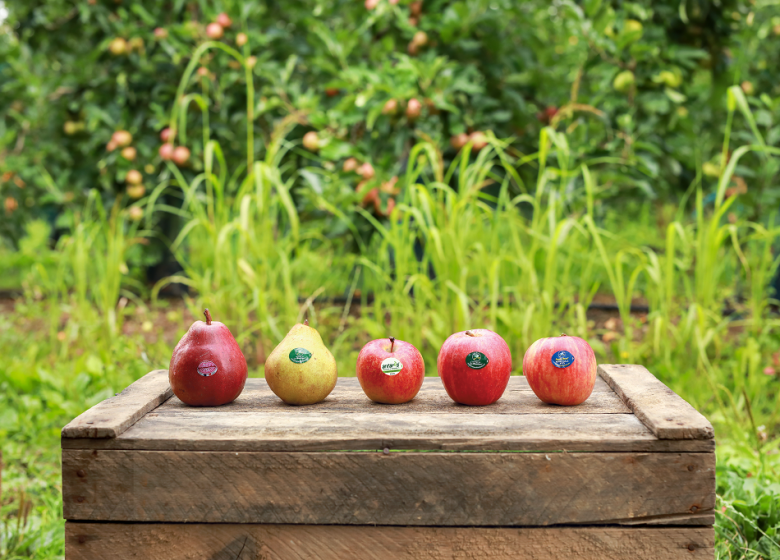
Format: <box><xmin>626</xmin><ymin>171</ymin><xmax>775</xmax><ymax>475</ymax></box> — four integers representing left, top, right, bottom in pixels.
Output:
<box><xmin>289</xmin><ymin>347</ymin><xmax>312</xmax><ymax>364</ymax></box>
<box><xmin>466</xmin><ymin>351</ymin><xmax>489</xmax><ymax>370</ymax></box>
<box><xmin>380</xmin><ymin>357</ymin><xmax>403</xmax><ymax>376</ymax></box>
<box><xmin>197</xmin><ymin>360</ymin><xmax>218</xmax><ymax>377</ymax></box>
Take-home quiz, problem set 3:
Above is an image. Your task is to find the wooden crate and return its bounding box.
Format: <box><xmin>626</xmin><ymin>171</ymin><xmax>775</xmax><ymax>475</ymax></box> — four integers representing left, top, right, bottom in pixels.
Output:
<box><xmin>61</xmin><ymin>364</ymin><xmax>715</xmax><ymax>559</ymax></box>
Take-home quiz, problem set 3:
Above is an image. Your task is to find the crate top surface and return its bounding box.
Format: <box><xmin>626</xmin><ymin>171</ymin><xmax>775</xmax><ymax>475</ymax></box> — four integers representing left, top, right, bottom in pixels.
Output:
<box><xmin>61</xmin><ymin>364</ymin><xmax>714</xmax><ymax>453</ymax></box>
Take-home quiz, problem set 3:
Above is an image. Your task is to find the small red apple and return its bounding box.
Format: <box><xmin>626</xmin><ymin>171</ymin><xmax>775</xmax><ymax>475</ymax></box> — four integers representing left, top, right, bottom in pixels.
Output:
<box><xmin>406</xmin><ymin>98</ymin><xmax>422</xmax><ymax>120</ymax></box>
<box><xmin>172</xmin><ymin>146</ymin><xmax>191</xmax><ymax>165</ymax></box>
<box><xmin>358</xmin><ymin>162</ymin><xmax>375</xmax><ymax>179</ymax></box>
<box><xmin>128</xmin><ymin>206</ymin><xmax>144</xmax><ymax>221</ymax></box>
<box><xmin>154</xmin><ymin>27</ymin><xmax>168</xmax><ymax>40</ymax></box>
<box><xmin>410</xmin><ymin>1</ymin><xmax>422</xmax><ymax>16</ymax></box>
<box><xmin>169</xmin><ymin>309</ymin><xmax>248</xmax><ymax>406</ymax></box>
<box><xmin>382</xmin><ymin>98</ymin><xmax>398</xmax><ymax>115</ymax></box>
<box><xmin>522</xmin><ymin>334</ymin><xmax>597</xmax><ymax>406</ymax></box>
<box><xmin>302</xmin><ymin>131</ymin><xmax>320</xmax><ymax>151</ymax></box>
<box><xmin>160</xmin><ymin>127</ymin><xmax>173</xmax><ymax>143</ymax></box>
<box><xmin>450</xmin><ymin>133</ymin><xmax>468</xmax><ymax>150</ymax></box>
<box><xmin>127</xmin><ymin>184</ymin><xmax>146</xmax><ymax>199</ymax></box>
<box><xmin>412</xmin><ymin>30</ymin><xmax>428</xmax><ymax>46</ymax></box>
<box><xmin>236</xmin><ymin>32</ymin><xmax>248</xmax><ymax>47</ymax></box>
<box><xmin>469</xmin><ymin>131</ymin><xmax>488</xmax><ymax>151</ymax></box>
<box><xmin>325</xmin><ymin>88</ymin><xmax>340</xmax><ymax>97</ymax></box>
<box><xmin>343</xmin><ymin>157</ymin><xmax>359</xmax><ymax>172</ymax></box>
<box><xmin>216</xmin><ymin>12</ymin><xmax>232</xmax><ymax>29</ymax></box>
<box><xmin>109</xmin><ymin>37</ymin><xmax>128</xmax><ymax>56</ymax></box>
<box><xmin>121</xmin><ymin>146</ymin><xmax>137</xmax><ymax>161</ymax></box>
<box><xmin>356</xmin><ymin>336</ymin><xmax>425</xmax><ymax>404</ymax></box>
<box><xmin>159</xmin><ymin>143</ymin><xmax>174</xmax><ymax>160</ymax></box>
<box><xmin>126</xmin><ymin>169</ymin><xmax>143</xmax><ymax>185</ymax></box>
<box><xmin>206</xmin><ymin>22</ymin><xmax>224</xmax><ymax>39</ymax></box>
<box><xmin>112</xmin><ymin>130</ymin><xmax>133</xmax><ymax>147</ymax></box>
<box><xmin>437</xmin><ymin>329</ymin><xmax>512</xmax><ymax>405</ymax></box>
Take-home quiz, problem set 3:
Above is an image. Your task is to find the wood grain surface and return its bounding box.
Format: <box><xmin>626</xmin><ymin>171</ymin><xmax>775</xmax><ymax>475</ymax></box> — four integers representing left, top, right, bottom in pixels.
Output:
<box><xmin>61</xmin><ymin>369</ymin><xmax>172</xmax><ymax>439</ymax></box>
<box><xmin>65</xmin><ymin>523</ymin><xmax>715</xmax><ymax>560</ymax></box>
<box><xmin>63</xmin><ymin>450</ymin><xmax>715</xmax><ymax>525</ymax></box>
<box><xmin>598</xmin><ymin>365</ymin><xmax>714</xmax><ymax>440</ymax></box>
<box><xmin>61</xmin><ymin>408</ymin><xmax>714</xmax><ymax>452</ymax></box>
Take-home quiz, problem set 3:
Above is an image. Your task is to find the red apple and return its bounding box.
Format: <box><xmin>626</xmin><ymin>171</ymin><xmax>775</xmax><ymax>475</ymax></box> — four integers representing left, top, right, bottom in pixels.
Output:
<box><xmin>169</xmin><ymin>309</ymin><xmax>248</xmax><ymax>406</ymax></box>
<box><xmin>356</xmin><ymin>336</ymin><xmax>425</xmax><ymax>404</ymax></box>
<box><xmin>172</xmin><ymin>146</ymin><xmax>191</xmax><ymax>165</ymax></box>
<box><xmin>522</xmin><ymin>334</ymin><xmax>597</xmax><ymax>406</ymax></box>
<box><xmin>437</xmin><ymin>329</ymin><xmax>512</xmax><ymax>405</ymax></box>
<box><xmin>216</xmin><ymin>12</ymin><xmax>232</xmax><ymax>29</ymax></box>
<box><xmin>302</xmin><ymin>131</ymin><xmax>320</xmax><ymax>151</ymax></box>
<box><xmin>206</xmin><ymin>22</ymin><xmax>224</xmax><ymax>40</ymax></box>
<box><xmin>159</xmin><ymin>143</ymin><xmax>174</xmax><ymax>160</ymax></box>
<box><xmin>160</xmin><ymin>127</ymin><xmax>173</xmax><ymax>142</ymax></box>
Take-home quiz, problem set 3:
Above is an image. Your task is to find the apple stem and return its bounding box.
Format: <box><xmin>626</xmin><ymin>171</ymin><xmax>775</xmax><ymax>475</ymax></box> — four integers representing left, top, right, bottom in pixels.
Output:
<box><xmin>465</xmin><ymin>330</ymin><xmax>476</xmax><ymax>337</ymax></box>
<box><xmin>390</xmin><ymin>336</ymin><xmax>395</xmax><ymax>352</ymax></box>
<box><xmin>304</xmin><ymin>318</ymin><xmax>309</xmax><ymax>326</ymax></box>
<box><xmin>203</xmin><ymin>309</ymin><xmax>212</xmax><ymax>326</ymax></box>
<box><xmin>561</xmin><ymin>333</ymin><xmax>567</xmax><ymax>336</ymax></box>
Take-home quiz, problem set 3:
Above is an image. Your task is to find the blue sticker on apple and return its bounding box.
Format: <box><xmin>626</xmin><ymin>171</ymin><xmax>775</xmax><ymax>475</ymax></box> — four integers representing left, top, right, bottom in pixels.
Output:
<box><xmin>552</xmin><ymin>350</ymin><xmax>575</xmax><ymax>368</ymax></box>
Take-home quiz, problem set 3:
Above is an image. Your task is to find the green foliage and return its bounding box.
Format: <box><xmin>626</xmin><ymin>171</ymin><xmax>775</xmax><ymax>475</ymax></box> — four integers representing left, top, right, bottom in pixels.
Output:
<box><xmin>3</xmin><ymin>0</ymin><xmax>780</xmax><ymax>249</ymax></box>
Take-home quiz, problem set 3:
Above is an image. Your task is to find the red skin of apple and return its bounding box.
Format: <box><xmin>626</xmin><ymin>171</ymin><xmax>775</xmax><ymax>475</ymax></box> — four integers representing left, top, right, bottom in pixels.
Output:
<box><xmin>356</xmin><ymin>337</ymin><xmax>425</xmax><ymax>404</ymax></box>
<box><xmin>169</xmin><ymin>309</ymin><xmax>248</xmax><ymax>406</ymax></box>
<box><xmin>437</xmin><ymin>329</ymin><xmax>512</xmax><ymax>406</ymax></box>
<box><xmin>522</xmin><ymin>334</ymin><xmax>597</xmax><ymax>406</ymax></box>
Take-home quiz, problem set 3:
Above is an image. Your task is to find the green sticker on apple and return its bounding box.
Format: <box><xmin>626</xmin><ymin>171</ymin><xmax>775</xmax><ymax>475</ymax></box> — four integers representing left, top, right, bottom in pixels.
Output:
<box><xmin>289</xmin><ymin>347</ymin><xmax>312</xmax><ymax>364</ymax></box>
<box><xmin>466</xmin><ymin>351</ymin><xmax>489</xmax><ymax>370</ymax></box>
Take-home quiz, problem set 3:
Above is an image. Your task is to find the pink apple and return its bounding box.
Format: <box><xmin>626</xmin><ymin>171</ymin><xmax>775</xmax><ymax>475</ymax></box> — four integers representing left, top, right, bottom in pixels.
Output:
<box><xmin>437</xmin><ymin>329</ymin><xmax>512</xmax><ymax>405</ymax></box>
<box><xmin>523</xmin><ymin>334</ymin><xmax>597</xmax><ymax>406</ymax></box>
<box><xmin>356</xmin><ymin>337</ymin><xmax>424</xmax><ymax>404</ymax></box>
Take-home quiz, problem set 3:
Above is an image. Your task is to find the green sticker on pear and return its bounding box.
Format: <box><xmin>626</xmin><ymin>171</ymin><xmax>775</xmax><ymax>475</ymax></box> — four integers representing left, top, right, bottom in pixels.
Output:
<box><xmin>289</xmin><ymin>347</ymin><xmax>312</xmax><ymax>364</ymax></box>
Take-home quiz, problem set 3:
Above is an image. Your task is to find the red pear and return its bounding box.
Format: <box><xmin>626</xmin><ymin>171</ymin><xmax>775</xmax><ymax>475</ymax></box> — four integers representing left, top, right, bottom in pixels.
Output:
<box><xmin>169</xmin><ymin>309</ymin><xmax>248</xmax><ymax>406</ymax></box>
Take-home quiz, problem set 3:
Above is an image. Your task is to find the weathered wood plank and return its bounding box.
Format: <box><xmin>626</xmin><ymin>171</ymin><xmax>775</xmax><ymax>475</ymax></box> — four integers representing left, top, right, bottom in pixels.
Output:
<box><xmin>61</xmin><ymin>370</ymin><xmax>172</xmax><ymax>439</ymax></box>
<box><xmin>66</xmin><ymin>523</ymin><xmax>715</xmax><ymax>560</ymax></box>
<box><xmin>61</xmin><ymin>410</ymin><xmax>714</xmax><ymax>452</ymax></box>
<box><xmin>62</xmin><ymin>450</ymin><xmax>715</xmax><ymax>525</ymax></box>
<box><xmin>154</xmin><ymin>377</ymin><xmax>629</xmax><ymax>415</ymax></box>
<box><xmin>598</xmin><ymin>365</ymin><xmax>714</xmax><ymax>440</ymax></box>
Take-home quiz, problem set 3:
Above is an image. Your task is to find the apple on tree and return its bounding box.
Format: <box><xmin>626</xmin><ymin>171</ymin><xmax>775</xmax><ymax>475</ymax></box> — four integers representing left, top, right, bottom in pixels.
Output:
<box><xmin>356</xmin><ymin>337</ymin><xmax>425</xmax><ymax>404</ymax></box>
<box><xmin>522</xmin><ymin>334</ymin><xmax>597</xmax><ymax>406</ymax></box>
<box><xmin>437</xmin><ymin>329</ymin><xmax>512</xmax><ymax>405</ymax></box>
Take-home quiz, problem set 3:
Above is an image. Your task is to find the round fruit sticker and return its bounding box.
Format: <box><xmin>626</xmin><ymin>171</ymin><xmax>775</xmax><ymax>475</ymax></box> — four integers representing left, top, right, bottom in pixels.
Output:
<box><xmin>197</xmin><ymin>360</ymin><xmax>218</xmax><ymax>377</ymax></box>
<box><xmin>380</xmin><ymin>357</ymin><xmax>403</xmax><ymax>376</ymax></box>
<box><xmin>552</xmin><ymin>350</ymin><xmax>575</xmax><ymax>368</ymax></box>
<box><xmin>289</xmin><ymin>348</ymin><xmax>312</xmax><ymax>364</ymax></box>
<box><xmin>466</xmin><ymin>351</ymin><xmax>489</xmax><ymax>370</ymax></box>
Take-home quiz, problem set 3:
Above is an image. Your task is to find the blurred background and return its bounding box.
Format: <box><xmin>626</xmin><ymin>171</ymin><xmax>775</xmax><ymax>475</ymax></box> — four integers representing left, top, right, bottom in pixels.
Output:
<box><xmin>1</xmin><ymin>1</ymin><xmax>780</xmax><ymax>557</ymax></box>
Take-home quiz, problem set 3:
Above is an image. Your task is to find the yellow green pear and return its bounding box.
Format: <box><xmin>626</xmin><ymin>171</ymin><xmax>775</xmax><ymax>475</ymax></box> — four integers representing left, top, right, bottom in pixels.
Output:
<box><xmin>264</xmin><ymin>320</ymin><xmax>337</xmax><ymax>405</ymax></box>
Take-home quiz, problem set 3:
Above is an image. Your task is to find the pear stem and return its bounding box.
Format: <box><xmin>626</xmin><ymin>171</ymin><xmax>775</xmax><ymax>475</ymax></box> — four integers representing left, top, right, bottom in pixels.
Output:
<box><xmin>204</xmin><ymin>309</ymin><xmax>212</xmax><ymax>326</ymax></box>
<box><xmin>465</xmin><ymin>330</ymin><xmax>476</xmax><ymax>337</ymax></box>
<box><xmin>390</xmin><ymin>336</ymin><xmax>395</xmax><ymax>352</ymax></box>
<box><xmin>304</xmin><ymin>318</ymin><xmax>309</xmax><ymax>326</ymax></box>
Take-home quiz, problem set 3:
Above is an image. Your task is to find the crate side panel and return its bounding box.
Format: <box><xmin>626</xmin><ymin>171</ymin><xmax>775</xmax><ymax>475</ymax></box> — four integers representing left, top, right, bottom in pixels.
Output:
<box><xmin>63</xmin><ymin>450</ymin><xmax>715</xmax><ymax>525</ymax></box>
